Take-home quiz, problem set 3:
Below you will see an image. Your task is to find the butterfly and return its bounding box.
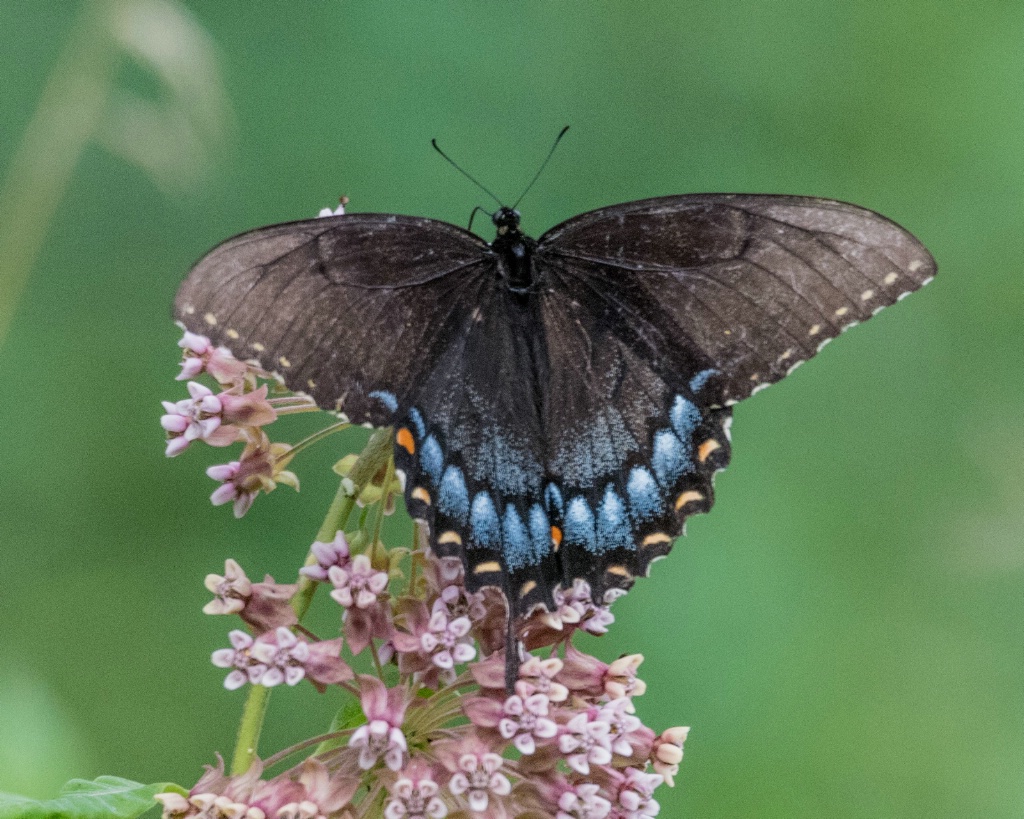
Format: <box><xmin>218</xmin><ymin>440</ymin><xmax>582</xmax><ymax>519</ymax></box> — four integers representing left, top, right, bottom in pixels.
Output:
<box><xmin>176</xmin><ymin>192</ymin><xmax>935</xmax><ymax>643</ymax></box>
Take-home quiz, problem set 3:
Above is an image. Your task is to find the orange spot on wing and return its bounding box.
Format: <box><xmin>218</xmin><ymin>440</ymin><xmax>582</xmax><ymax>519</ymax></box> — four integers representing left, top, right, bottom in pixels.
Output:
<box><xmin>396</xmin><ymin>428</ymin><xmax>415</xmax><ymax>455</ymax></box>
<box><xmin>551</xmin><ymin>526</ymin><xmax>563</xmax><ymax>549</ymax></box>
<box><xmin>697</xmin><ymin>439</ymin><xmax>721</xmax><ymax>463</ymax></box>
<box><xmin>675</xmin><ymin>490</ymin><xmax>704</xmax><ymax>511</ymax></box>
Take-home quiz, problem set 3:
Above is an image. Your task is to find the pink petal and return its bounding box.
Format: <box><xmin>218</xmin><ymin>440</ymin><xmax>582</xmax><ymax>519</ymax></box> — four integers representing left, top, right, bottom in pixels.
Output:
<box><xmin>567</xmin><ymin>754</ymin><xmax>589</xmax><ymax>775</ymax></box>
<box><xmin>179</xmin><ymin>331</ymin><xmax>211</xmax><ymax>352</ymax></box>
<box><xmin>468</xmin><ymin>790</ymin><xmax>489</xmax><ymax>812</ymax></box>
<box><xmin>590</xmin><ymin>746</ymin><xmax>612</xmax><ymax>765</ymax></box>
<box><xmin>228</xmin><ymin>630</ymin><xmax>253</xmax><ymax>649</ymax></box>
<box><xmin>207</xmin><ymin>463</ymin><xmax>239</xmax><ymax>481</ymax></box>
<box><xmin>165</xmin><ymin>437</ymin><xmax>190</xmax><ymax>457</ymax></box>
<box><xmin>358</xmin><ymin>675</ymin><xmax>390</xmax><ymax>721</ymax></box>
<box><xmin>261</xmin><ymin>668</ymin><xmax>284</xmax><ymax>687</ymax></box>
<box><xmin>161</xmin><ymin>414</ymin><xmax>189</xmax><ymax>432</ymax></box>
<box><xmin>186</xmin><ymin>381</ymin><xmax>214</xmax><ymax>400</ymax></box>
<box><xmin>232</xmin><ymin>493</ymin><xmax>255</xmax><ymax>518</ymax></box>
<box><xmin>452</xmin><ymin>643</ymin><xmax>476</xmax><ymax>664</ymax></box>
<box><xmin>224</xmin><ymin>670</ymin><xmax>248</xmax><ymax>690</ymax></box>
<box><xmin>177</xmin><ymin>358</ymin><xmax>204</xmax><ymax>379</ymax></box>
<box><xmin>538</xmin><ymin>722</ymin><xmax>562</xmax><ymax>745</ymax></box>
<box><xmin>384</xmin><ymin>746</ymin><xmax>404</xmax><ymax>771</ymax></box>
<box><xmin>490</xmin><ymin>773</ymin><xmax>511</xmax><ymax>796</ymax></box>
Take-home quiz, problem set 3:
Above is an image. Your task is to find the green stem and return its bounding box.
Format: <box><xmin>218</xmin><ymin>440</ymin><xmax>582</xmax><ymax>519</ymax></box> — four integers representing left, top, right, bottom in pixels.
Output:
<box><xmin>287</xmin><ymin>420</ymin><xmax>351</xmax><ymax>460</ymax></box>
<box><xmin>228</xmin><ymin>428</ymin><xmax>395</xmax><ymax>774</ymax></box>
<box><xmin>229</xmin><ymin>684</ymin><xmax>271</xmax><ymax>776</ymax></box>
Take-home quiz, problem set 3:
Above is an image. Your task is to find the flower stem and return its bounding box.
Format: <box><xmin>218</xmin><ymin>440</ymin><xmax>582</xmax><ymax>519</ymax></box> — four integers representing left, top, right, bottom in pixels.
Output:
<box><xmin>229</xmin><ymin>684</ymin><xmax>271</xmax><ymax>776</ymax></box>
<box><xmin>229</xmin><ymin>428</ymin><xmax>395</xmax><ymax>774</ymax></box>
<box><xmin>287</xmin><ymin>420</ymin><xmax>351</xmax><ymax>459</ymax></box>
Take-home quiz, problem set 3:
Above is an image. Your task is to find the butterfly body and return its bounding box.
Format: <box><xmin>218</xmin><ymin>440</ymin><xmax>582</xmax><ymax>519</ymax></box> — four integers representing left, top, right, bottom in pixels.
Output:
<box><xmin>176</xmin><ymin>193</ymin><xmax>935</xmax><ymax>631</ymax></box>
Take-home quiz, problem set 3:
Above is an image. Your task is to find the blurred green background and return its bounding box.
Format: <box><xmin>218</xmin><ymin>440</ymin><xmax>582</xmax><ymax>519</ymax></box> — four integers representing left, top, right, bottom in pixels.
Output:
<box><xmin>1</xmin><ymin>1</ymin><xmax>1021</xmax><ymax>816</ymax></box>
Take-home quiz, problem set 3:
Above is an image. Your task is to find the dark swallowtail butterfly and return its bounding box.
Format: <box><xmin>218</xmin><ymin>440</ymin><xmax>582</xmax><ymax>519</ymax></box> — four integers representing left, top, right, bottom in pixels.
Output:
<box><xmin>176</xmin><ymin>191</ymin><xmax>935</xmax><ymax>653</ymax></box>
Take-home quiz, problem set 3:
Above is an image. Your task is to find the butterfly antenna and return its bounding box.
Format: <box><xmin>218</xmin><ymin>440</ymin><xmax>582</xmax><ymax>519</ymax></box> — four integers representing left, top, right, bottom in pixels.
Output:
<box><xmin>511</xmin><ymin>125</ymin><xmax>570</xmax><ymax>210</ymax></box>
<box><xmin>466</xmin><ymin>205</ymin><xmax>493</xmax><ymax>233</ymax></box>
<box><xmin>432</xmin><ymin>138</ymin><xmax>504</xmax><ymax>208</ymax></box>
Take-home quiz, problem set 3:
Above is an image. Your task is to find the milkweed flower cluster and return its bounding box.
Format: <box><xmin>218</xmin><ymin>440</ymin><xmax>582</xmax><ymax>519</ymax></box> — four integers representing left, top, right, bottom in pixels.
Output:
<box><xmin>158</xmin><ymin>332</ymin><xmax>690</xmax><ymax>819</ymax></box>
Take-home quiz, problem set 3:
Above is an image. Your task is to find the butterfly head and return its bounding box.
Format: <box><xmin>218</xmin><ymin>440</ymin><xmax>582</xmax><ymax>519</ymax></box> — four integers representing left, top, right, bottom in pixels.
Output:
<box><xmin>492</xmin><ymin>207</ymin><xmax>522</xmax><ymax>236</ymax></box>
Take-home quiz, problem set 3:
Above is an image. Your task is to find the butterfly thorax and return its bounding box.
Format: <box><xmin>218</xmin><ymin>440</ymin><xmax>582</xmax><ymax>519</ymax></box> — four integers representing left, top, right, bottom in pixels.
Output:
<box><xmin>491</xmin><ymin>206</ymin><xmax>539</xmax><ymax>293</ymax></box>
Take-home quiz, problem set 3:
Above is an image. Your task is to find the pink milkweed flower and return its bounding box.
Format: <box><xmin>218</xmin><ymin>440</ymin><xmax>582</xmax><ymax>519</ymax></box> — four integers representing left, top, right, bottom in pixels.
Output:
<box><xmin>177</xmin><ymin>330</ymin><xmax>248</xmax><ymax>385</ymax></box>
<box><xmin>276</xmin><ymin>758</ymin><xmax>360</xmax><ymax>819</ymax></box>
<box><xmin>497</xmin><ymin>693</ymin><xmax>558</xmax><ymax>755</ymax></box>
<box><xmin>384</xmin><ymin>764</ymin><xmax>448</xmax><ymax>819</ymax></box>
<box><xmin>597</xmin><ymin>699</ymin><xmax>643</xmax><ymax>758</ymax></box>
<box><xmin>420</xmin><ymin>607</ymin><xmax>476</xmax><ymax>671</ymax></box>
<box><xmin>521</xmin><ymin>579</ymin><xmax>615</xmax><ymax>651</ymax></box>
<box><xmin>202</xmin><ymin>559</ymin><xmax>299</xmax><ymax>631</ymax></box>
<box><xmin>434</xmin><ymin>584</ymin><xmax>489</xmax><ymax>625</ymax></box>
<box><xmin>448</xmin><ymin>749</ymin><xmax>511</xmax><ymax>815</ymax></box>
<box><xmin>211</xmin><ymin>629</ymin><xmax>259</xmax><ymax>690</ymax></box>
<box><xmin>246</xmin><ymin>627</ymin><xmax>310</xmax><ymax>687</ymax></box>
<box><xmin>216</xmin><ymin>384</ymin><xmax>277</xmax><ymax>428</ymax></box>
<box><xmin>161</xmin><ymin>381</ymin><xmax>239</xmax><ymax>456</ymax></box>
<box><xmin>203</xmin><ymin>558</ymin><xmax>252</xmax><ymax>615</ymax></box>
<box><xmin>558</xmin><ymin>710</ymin><xmax>614</xmax><ymax>775</ymax></box>
<box><xmin>650</xmin><ymin>726</ymin><xmax>689</xmax><ymax>787</ymax></box>
<box><xmin>555</xmin><ymin>782</ymin><xmax>612</xmax><ymax>819</ymax></box>
<box><xmin>556</xmin><ymin>644</ymin><xmax>645</xmax><ymax>707</ymax></box>
<box><xmin>207</xmin><ymin>432</ymin><xmax>298</xmax><ymax>518</ymax></box>
<box><xmin>609</xmin><ymin>768</ymin><xmax>663</xmax><ymax>819</ymax></box>
<box><xmin>329</xmin><ymin>554</ymin><xmax>389</xmax><ymax>609</ymax></box>
<box><xmin>604</xmin><ymin>654</ymin><xmax>647</xmax><ymax>705</ymax></box>
<box><xmin>299</xmin><ymin>532</ymin><xmax>352</xmax><ymax>582</ymax></box>
<box><xmin>516</xmin><ymin>655</ymin><xmax>569</xmax><ymax>702</ymax></box>
<box><xmin>349</xmin><ymin>676</ymin><xmax>411</xmax><ymax>771</ymax></box>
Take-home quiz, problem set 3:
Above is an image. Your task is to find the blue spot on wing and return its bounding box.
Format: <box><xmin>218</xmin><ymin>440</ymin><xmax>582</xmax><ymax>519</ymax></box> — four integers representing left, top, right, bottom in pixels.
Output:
<box><xmin>470</xmin><ymin>492</ymin><xmax>500</xmax><ymax>548</ymax></box>
<box><xmin>502</xmin><ymin>506</ymin><xmax>532</xmax><ymax>570</ymax></box>
<box><xmin>420</xmin><ymin>435</ymin><xmax>444</xmax><ymax>484</ymax></box>
<box><xmin>368</xmin><ymin>390</ymin><xmax>398</xmax><ymax>412</ymax></box>
<box><xmin>670</xmin><ymin>395</ymin><xmax>701</xmax><ymax>443</ymax></box>
<box><xmin>627</xmin><ymin>466</ymin><xmax>663</xmax><ymax>520</ymax></box>
<box><xmin>597</xmin><ymin>485</ymin><xmax>632</xmax><ymax>551</ymax></box>
<box><xmin>689</xmin><ymin>369</ymin><xmax>719</xmax><ymax>394</ymax></box>
<box><xmin>528</xmin><ymin>504</ymin><xmax>551</xmax><ymax>563</ymax></box>
<box><xmin>565</xmin><ymin>496</ymin><xmax>597</xmax><ymax>552</ymax></box>
<box><xmin>407</xmin><ymin>408</ymin><xmax>426</xmax><ymax>440</ymax></box>
<box><xmin>544</xmin><ymin>483</ymin><xmax>564</xmax><ymax>517</ymax></box>
<box><xmin>438</xmin><ymin>466</ymin><xmax>469</xmax><ymax>523</ymax></box>
<box><xmin>652</xmin><ymin>429</ymin><xmax>690</xmax><ymax>487</ymax></box>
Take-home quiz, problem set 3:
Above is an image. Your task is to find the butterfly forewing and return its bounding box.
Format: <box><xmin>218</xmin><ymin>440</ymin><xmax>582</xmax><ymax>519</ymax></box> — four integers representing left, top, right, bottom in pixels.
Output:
<box><xmin>175</xmin><ymin>214</ymin><xmax>495</xmax><ymax>425</ymax></box>
<box><xmin>538</xmin><ymin>194</ymin><xmax>936</xmax><ymax>404</ymax></box>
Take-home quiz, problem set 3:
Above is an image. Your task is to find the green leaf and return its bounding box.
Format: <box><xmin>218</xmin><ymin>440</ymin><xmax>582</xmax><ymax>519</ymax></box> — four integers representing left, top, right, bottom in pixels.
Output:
<box><xmin>315</xmin><ymin>699</ymin><xmax>366</xmax><ymax>755</ymax></box>
<box><xmin>0</xmin><ymin>777</ymin><xmax>182</xmax><ymax>819</ymax></box>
